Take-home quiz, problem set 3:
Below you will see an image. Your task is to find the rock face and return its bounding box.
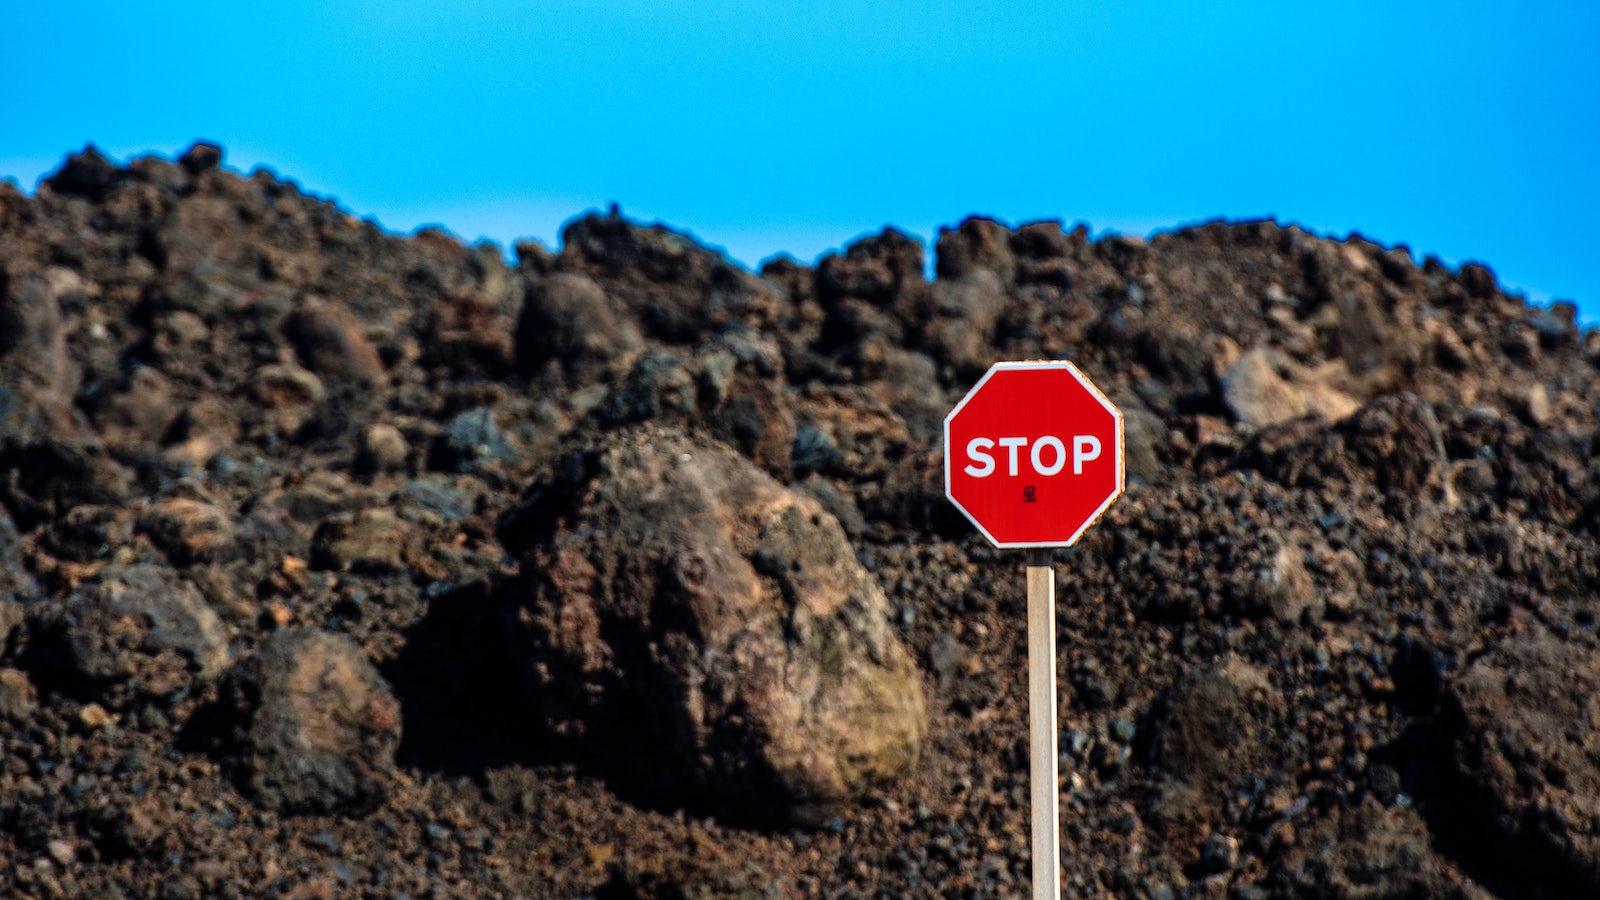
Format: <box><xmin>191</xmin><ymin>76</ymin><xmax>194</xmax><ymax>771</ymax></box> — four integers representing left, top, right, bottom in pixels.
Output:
<box><xmin>220</xmin><ymin>628</ymin><xmax>401</xmax><ymax>816</ymax></box>
<box><xmin>496</xmin><ymin>426</ymin><xmax>926</xmax><ymax>825</ymax></box>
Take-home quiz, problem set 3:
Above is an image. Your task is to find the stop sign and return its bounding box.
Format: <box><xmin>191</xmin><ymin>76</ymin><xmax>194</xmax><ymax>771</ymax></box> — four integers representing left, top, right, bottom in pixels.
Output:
<box><xmin>944</xmin><ymin>361</ymin><xmax>1124</xmax><ymax>548</ymax></box>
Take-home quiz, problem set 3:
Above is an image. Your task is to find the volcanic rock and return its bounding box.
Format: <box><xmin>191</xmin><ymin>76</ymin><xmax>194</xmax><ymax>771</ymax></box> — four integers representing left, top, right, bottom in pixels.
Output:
<box><xmin>0</xmin><ymin>438</ymin><xmax>131</xmax><ymax>532</ymax></box>
<box><xmin>0</xmin><ymin>268</ymin><xmax>91</xmax><ymax>443</ymax></box>
<box><xmin>219</xmin><ymin>628</ymin><xmax>401</xmax><ymax>816</ymax></box>
<box><xmin>310</xmin><ymin>507</ymin><xmax>412</xmax><ymax>574</ymax></box>
<box><xmin>0</xmin><ymin>667</ymin><xmax>35</xmax><ymax>720</ymax></box>
<box><xmin>428</xmin><ymin>406</ymin><xmax>515</xmax><ymax>473</ymax></box>
<box><xmin>497</xmin><ymin>426</ymin><xmax>926</xmax><ymax>825</ymax></box>
<box><xmin>1247</xmin><ymin>542</ymin><xmax>1320</xmax><ymax>625</ymax></box>
<box><xmin>22</xmin><ymin>564</ymin><xmax>229</xmax><ymax>709</ymax></box>
<box><xmin>0</xmin><ymin>143</ymin><xmax>1598</xmax><ymax>896</ymax></box>
<box><xmin>284</xmin><ymin>296</ymin><xmax>386</xmax><ymax>386</ymax></box>
<box><xmin>139</xmin><ymin>495</ymin><xmax>238</xmax><ymax>566</ymax></box>
<box><xmin>355</xmin><ymin>422</ymin><xmax>410</xmax><ymax>474</ymax></box>
<box><xmin>1445</xmin><ymin>628</ymin><xmax>1600</xmax><ymax>892</ymax></box>
<box><xmin>515</xmin><ymin>271</ymin><xmax>643</xmax><ymax>379</ymax></box>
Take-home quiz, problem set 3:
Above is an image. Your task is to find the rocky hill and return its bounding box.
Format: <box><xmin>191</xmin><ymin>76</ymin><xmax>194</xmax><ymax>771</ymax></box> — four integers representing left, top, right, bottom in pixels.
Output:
<box><xmin>0</xmin><ymin>142</ymin><xmax>1596</xmax><ymax>898</ymax></box>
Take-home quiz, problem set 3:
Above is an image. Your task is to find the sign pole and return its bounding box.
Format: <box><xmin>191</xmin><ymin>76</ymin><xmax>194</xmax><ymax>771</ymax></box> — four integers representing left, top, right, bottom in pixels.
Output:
<box><xmin>1026</xmin><ymin>547</ymin><xmax>1059</xmax><ymax>900</ymax></box>
<box><xmin>943</xmin><ymin>360</ymin><xmax>1123</xmax><ymax>900</ymax></box>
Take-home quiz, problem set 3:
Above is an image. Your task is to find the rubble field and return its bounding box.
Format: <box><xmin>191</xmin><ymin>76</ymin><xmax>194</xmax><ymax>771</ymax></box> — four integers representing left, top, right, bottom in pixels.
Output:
<box><xmin>0</xmin><ymin>143</ymin><xmax>1597</xmax><ymax>898</ymax></box>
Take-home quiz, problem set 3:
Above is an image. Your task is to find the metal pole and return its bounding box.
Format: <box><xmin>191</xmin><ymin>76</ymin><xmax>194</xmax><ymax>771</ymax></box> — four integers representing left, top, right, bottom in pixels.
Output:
<box><xmin>1025</xmin><ymin>547</ymin><xmax>1060</xmax><ymax>900</ymax></box>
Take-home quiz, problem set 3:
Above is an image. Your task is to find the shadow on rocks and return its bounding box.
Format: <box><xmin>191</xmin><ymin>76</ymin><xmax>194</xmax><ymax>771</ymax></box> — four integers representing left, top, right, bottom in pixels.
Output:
<box><xmin>379</xmin><ymin>576</ymin><xmax>744</xmax><ymax>826</ymax></box>
<box><xmin>1374</xmin><ymin>633</ymin><xmax>1594</xmax><ymax>900</ymax></box>
<box><xmin>379</xmin><ymin>578</ymin><xmax>556</xmax><ymax>779</ymax></box>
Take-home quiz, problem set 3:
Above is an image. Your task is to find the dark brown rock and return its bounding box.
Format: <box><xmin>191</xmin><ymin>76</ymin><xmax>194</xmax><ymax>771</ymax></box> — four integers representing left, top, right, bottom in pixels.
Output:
<box><xmin>559</xmin><ymin>212</ymin><xmax>786</xmax><ymax>341</ymax></box>
<box><xmin>91</xmin><ymin>365</ymin><xmax>181</xmax><ymax>447</ymax></box>
<box><xmin>515</xmin><ymin>271</ymin><xmax>643</xmax><ymax>379</ymax></box>
<box><xmin>1446</xmin><ymin>629</ymin><xmax>1600</xmax><ymax>892</ymax></box>
<box><xmin>1341</xmin><ymin>392</ymin><xmax>1445</xmax><ymax>494</ymax></box>
<box><xmin>41</xmin><ymin>502</ymin><xmax>133</xmax><ymax>563</ymax></box>
<box><xmin>178</xmin><ymin>141</ymin><xmax>224</xmax><ymax>175</ymax></box>
<box><xmin>0</xmin><ymin>439</ymin><xmax>132</xmax><ymax>531</ymax></box>
<box><xmin>934</xmin><ymin>216</ymin><xmax>1016</xmax><ymax>284</ymax></box>
<box><xmin>23</xmin><ymin>564</ymin><xmax>229</xmax><ymax>708</ymax></box>
<box><xmin>284</xmin><ymin>297</ymin><xmax>386</xmax><ymax>386</ymax></box>
<box><xmin>818</xmin><ymin>228</ymin><xmax>926</xmax><ymax>306</ymax></box>
<box><xmin>1116</xmin><ymin>392</ymin><xmax>1168</xmax><ymax>485</ymax></box>
<box><xmin>498</xmin><ymin>426</ymin><xmax>926</xmax><ymax>826</ymax></box>
<box><xmin>1281</xmin><ymin>798</ymin><xmax>1461</xmax><ymax>898</ymax></box>
<box><xmin>1239</xmin><ymin>392</ymin><xmax>1444</xmax><ymax>498</ymax></box>
<box><xmin>220</xmin><ymin>628</ymin><xmax>400</xmax><ymax>816</ymax></box>
<box><xmin>42</xmin><ymin>145</ymin><xmax>125</xmax><ymax>201</ymax></box>
<box><xmin>921</xmin><ymin>270</ymin><xmax>1008</xmax><ymax>377</ymax></box>
<box><xmin>0</xmin><ymin>143</ymin><xmax>1597</xmax><ymax>897</ymax></box>
<box><xmin>140</xmin><ymin>496</ymin><xmax>238</xmax><ymax>565</ymax></box>
<box><xmin>1149</xmin><ymin>664</ymin><xmax>1275</xmax><ymax>787</ymax></box>
<box><xmin>424</xmin><ymin>288</ymin><xmax>517</xmax><ymax>374</ymax></box>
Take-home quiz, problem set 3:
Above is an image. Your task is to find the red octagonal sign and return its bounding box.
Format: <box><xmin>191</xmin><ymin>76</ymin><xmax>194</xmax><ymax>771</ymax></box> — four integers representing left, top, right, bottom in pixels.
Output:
<box><xmin>945</xmin><ymin>361</ymin><xmax>1125</xmax><ymax>548</ymax></box>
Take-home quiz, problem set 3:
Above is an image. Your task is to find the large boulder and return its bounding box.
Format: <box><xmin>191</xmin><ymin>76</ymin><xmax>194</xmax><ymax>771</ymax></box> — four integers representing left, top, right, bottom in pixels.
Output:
<box><xmin>496</xmin><ymin>426</ymin><xmax>926</xmax><ymax>826</ymax></box>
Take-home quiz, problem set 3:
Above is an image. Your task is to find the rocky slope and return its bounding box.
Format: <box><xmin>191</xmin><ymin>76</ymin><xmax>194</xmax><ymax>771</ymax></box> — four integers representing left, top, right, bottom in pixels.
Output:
<box><xmin>0</xmin><ymin>142</ymin><xmax>1597</xmax><ymax>898</ymax></box>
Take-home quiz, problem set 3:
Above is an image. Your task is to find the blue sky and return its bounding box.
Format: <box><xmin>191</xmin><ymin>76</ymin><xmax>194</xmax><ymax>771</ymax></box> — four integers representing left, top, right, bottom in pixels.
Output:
<box><xmin>3</xmin><ymin>2</ymin><xmax>1596</xmax><ymax>319</ymax></box>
